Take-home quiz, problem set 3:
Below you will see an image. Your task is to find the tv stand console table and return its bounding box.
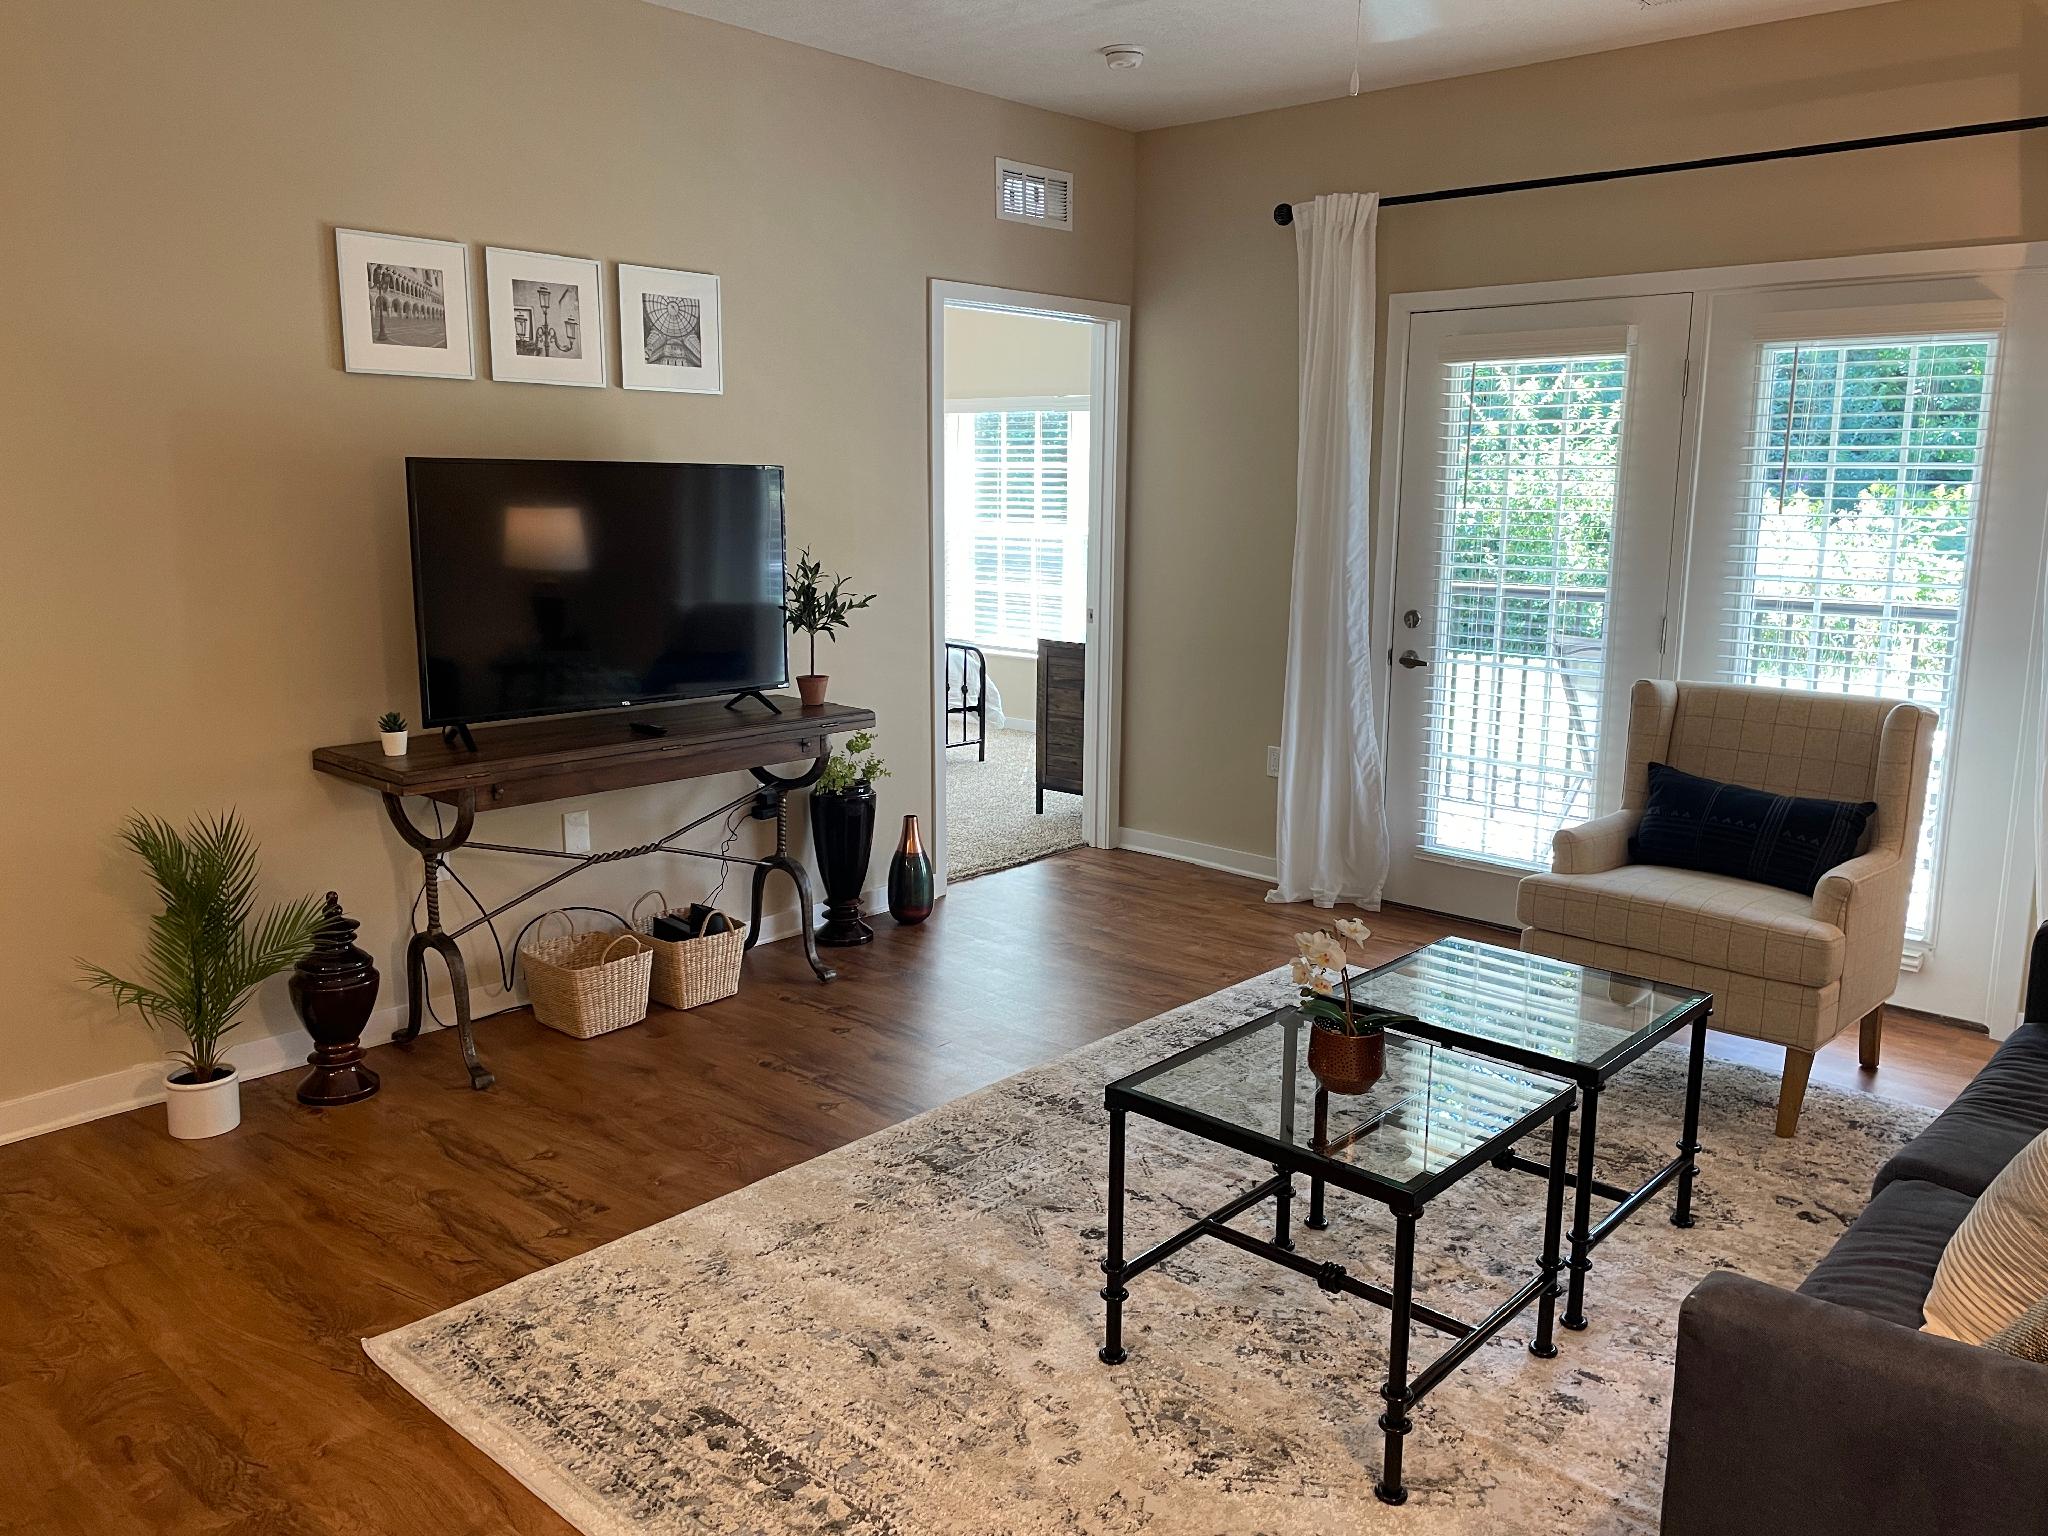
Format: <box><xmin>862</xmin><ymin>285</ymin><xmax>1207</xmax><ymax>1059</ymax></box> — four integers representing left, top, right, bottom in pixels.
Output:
<box><xmin>312</xmin><ymin>696</ymin><xmax>875</xmax><ymax>1089</ymax></box>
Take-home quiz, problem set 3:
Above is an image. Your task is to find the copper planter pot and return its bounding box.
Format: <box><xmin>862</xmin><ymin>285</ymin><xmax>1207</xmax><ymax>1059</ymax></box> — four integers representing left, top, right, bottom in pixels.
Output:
<box><xmin>1308</xmin><ymin>1024</ymin><xmax>1385</xmax><ymax>1096</ymax></box>
<box><xmin>796</xmin><ymin>674</ymin><xmax>829</xmax><ymax>708</ymax></box>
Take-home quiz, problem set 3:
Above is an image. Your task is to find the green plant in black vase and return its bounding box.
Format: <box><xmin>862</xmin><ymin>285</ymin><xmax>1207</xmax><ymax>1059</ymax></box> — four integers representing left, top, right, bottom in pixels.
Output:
<box><xmin>785</xmin><ymin>548</ymin><xmax>875</xmax><ymax>707</ymax></box>
<box><xmin>812</xmin><ymin>731</ymin><xmax>889</xmax><ymax>947</ymax></box>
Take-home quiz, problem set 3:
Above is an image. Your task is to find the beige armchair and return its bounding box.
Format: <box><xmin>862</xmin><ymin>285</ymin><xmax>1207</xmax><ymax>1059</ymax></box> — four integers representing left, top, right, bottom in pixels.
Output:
<box><xmin>1518</xmin><ymin>680</ymin><xmax>1936</xmax><ymax>1137</ymax></box>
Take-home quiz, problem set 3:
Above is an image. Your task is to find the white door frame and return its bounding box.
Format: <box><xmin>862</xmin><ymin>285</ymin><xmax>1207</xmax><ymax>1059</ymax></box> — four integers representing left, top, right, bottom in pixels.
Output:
<box><xmin>1375</xmin><ymin>240</ymin><xmax>2048</xmax><ymax>1036</ymax></box>
<box><xmin>927</xmin><ymin>280</ymin><xmax>1131</xmax><ymax>897</ymax></box>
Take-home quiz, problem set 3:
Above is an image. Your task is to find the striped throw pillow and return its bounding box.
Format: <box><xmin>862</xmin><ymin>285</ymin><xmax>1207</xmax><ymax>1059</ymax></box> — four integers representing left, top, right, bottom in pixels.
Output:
<box><xmin>1923</xmin><ymin>1128</ymin><xmax>2048</xmax><ymax>1345</ymax></box>
<box><xmin>1988</xmin><ymin>1293</ymin><xmax>2048</xmax><ymax>1364</ymax></box>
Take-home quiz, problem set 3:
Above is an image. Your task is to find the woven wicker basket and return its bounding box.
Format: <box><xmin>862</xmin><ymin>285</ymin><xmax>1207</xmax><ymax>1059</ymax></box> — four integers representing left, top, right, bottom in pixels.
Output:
<box><xmin>632</xmin><ymin>891</ymin><xmax>747</xmax><ymax>1011</ymax></box>
<box><xmin>521</xmin><ymin>914</ymin><xmax>654</xmax><ymax>1039</ymax></box>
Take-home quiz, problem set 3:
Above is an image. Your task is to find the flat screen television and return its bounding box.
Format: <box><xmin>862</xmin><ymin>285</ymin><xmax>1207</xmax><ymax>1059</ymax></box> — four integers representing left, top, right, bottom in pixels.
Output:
<box><xmin>407</xmin><ymin>458</ymin><xmax>787</xmax><ymax>728</ymax></box>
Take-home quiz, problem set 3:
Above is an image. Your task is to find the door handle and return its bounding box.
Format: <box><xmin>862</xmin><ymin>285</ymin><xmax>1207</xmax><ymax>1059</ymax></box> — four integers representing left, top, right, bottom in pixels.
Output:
<box><xmin>1397</xmin><ymin>650</ymin><xmax>1428</xmax><ymax>670</ymax></box>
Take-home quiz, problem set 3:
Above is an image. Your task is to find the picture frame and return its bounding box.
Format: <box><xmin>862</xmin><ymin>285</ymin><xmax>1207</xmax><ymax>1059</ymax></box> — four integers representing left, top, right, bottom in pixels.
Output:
<box><xmin>334</xmin><ymin>228</ymin><xmax>475</xmax><ymax>379</ymax></box>
<box><xmin>618</xmin><ymin>264</ymin><xmax>723</xmax><ymax>394</ymax></box>
<box><xmin>484</xmin><ymin>246</ymin><xmax>607</xmax><ymax>387</ymax></box>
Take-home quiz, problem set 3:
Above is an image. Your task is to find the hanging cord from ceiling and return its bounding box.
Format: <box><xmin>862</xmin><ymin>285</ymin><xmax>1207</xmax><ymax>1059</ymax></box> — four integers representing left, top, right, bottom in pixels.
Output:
<box><xmin>1348</xmin><ymin>0</ymin><xmax>1365</xmax><ymax>97</ymax></box>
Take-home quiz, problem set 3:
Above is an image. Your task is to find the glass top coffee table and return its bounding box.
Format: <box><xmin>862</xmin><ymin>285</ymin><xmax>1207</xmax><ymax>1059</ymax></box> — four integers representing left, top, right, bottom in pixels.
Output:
<box><xmin>1100</xmin><ymin>1011</ymin><xmax>1578</xmax><ymax>1505</ymax></box>
<box><xmin>1346</xmin><ymin>937</ymin><xmax>1713</xmax><ymax>1331</ymax></box>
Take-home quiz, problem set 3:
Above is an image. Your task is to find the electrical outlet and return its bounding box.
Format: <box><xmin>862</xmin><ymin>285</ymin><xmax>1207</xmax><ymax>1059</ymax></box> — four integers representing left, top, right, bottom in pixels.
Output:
<box><xmin>562</xmin><ymin>810</ymin><xmax>591</xmax><ymax>854</ymax></box>
<box><xmin>1266</xmin><ymin>746</ymin><xmax>1281</xmax><ymax>778</ymax></box>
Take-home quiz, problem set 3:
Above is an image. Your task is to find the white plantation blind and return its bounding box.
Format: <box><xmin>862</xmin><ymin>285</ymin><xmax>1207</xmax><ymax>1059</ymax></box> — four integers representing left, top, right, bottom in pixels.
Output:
<box><xmin>1421</xmin><ymin>348</ymin><xmax>1631</xmax><ymax>868</ymax></box>
<box><xmin>1724</xmin><ymin>332</ymin><xmax>2000</xmax><ymax>937</ymax></box>
<box><xmin>944</xmin><ymin>407</ymin><xmax>1091</xmax><ymax>652</ymax></box>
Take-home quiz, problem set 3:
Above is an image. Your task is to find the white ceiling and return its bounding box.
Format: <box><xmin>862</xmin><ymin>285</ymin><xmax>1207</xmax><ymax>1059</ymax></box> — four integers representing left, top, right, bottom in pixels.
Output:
<box><xmin>643</xmin><ymin>0</ymin><xmax>1898</xmax><ymax>131</ymax></box>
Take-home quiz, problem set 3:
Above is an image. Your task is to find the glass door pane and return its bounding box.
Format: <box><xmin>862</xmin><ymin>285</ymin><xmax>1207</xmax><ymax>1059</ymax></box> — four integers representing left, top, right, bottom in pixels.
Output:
<box><xmin>1385</xmin><ymin>294</ymin><xmax>1692</xmax><ymax>926</ymax></box>
<box><xmin>1723</xmin><ymin>333</ymin><xmax>1996</xmax><ymax>938</ymax></box>
<box><xmin>1424</xmin><ymin>351</ymin><xmax>1626</xmax><ymax>866</ymax></box>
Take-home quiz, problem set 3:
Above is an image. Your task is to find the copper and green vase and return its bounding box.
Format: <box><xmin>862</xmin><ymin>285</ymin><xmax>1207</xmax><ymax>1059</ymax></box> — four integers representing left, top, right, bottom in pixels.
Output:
<box><xmin>887</xmin><ymin>814</ymin><xmax>934</xmax><ymax>925</ymax></box>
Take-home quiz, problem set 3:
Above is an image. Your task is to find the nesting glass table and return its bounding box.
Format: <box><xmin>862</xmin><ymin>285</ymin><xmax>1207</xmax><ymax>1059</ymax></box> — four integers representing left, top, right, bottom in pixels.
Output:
<box><xmin>1097</xmin><ymin>938</ymin><xmax>1712</xmax><ymax>1503</ymax></box>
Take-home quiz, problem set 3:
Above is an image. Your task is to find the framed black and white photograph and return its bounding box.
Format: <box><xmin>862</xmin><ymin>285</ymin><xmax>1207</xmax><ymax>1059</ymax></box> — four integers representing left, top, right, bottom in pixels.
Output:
<box><xmin>618</xmin><ymin>264</ymin><xmax>723</xmax><ymax>394</ymax></box>
<box><xmin>334</xmin><ymin>228</ymin><xmax>474</xmax><ymax>379</ymax></box>
<box><xmin>484</xmin><ymin>246</ymin><xmax>607</xmax><ymax>387</ymax></box>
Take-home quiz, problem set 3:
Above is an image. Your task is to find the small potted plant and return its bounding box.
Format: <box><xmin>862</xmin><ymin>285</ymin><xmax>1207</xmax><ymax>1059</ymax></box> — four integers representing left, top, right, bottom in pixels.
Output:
<box><xmin>377</xmin><ymin>711</ymin><xmax>409</xmax><ymax>757</ymax></box>
<box><xmin>79</xmin><ymin>812</ymin><xmax>323</xmax><ymax>1139</ymax></box>
<box><xmin>1293</xmin><ymin>920</ymin><xmax>1414</xmax><ymax>1095</ymax></box>
<box><xmin>784</xmin><ymin>548</ymin><xmax>874</xmax><ymax>708</ymax></box>
<box><xmin>811</xmin><ymin>730</ymin><xmax>889</xmax><ymax>946</ymax></box>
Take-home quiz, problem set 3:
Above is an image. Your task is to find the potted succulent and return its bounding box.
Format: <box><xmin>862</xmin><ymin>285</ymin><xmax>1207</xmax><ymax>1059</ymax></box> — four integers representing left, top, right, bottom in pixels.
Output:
<box><xmin>784</xmin><ymin>548</ymin><xmax>874</xmax><ymax>708</ymax></box>
<box><xmin>811</xmin><ymin>730</ymin><xmax>889</xmax><ymax>946</ymax></box>
<box><xmin>1293</xmin><ymin>920</ymin><xmax>1415</xmax><ymax>1095</ymax></box>
<box><xmin>378</xmin><ymin>711</ymin><xmax>409</xmax><ymax>757</ymax></box>
<box><xmin>79</xmin><ymin>812</ymin><xmax>323</xmax><ymax>1139</ymax></box>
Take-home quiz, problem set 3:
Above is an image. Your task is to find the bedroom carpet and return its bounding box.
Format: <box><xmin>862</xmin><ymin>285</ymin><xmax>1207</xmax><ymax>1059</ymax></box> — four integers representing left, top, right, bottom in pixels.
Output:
<box><xmin>943</xmin><ymin>726</ymin><xmax>1083</xmax><ymax>880</ymax></box>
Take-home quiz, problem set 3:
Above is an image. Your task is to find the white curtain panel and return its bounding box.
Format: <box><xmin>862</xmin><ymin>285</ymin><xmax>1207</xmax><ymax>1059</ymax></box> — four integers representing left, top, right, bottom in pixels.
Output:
<box><xmin>1268</xmin><ymin>192</ymin><xmax>1390</xmax><ymax>911</ymax></box>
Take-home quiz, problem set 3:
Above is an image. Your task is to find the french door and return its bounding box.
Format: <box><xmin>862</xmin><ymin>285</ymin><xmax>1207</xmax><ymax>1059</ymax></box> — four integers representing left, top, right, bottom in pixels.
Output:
<box><xmin>1679</xmin><ymin>272</ymin><xmax>2048</xmax><ymax>1021</ymax></box>
<box><xmin>1381</xmin><ymin>260</ymin><xmax>2048</xmax><ymax>1028</ymax></box>
<box><xmin>1383</xmin><ymin>295</ymin><xmax>1693</xmax><ymax>924</ymax></box>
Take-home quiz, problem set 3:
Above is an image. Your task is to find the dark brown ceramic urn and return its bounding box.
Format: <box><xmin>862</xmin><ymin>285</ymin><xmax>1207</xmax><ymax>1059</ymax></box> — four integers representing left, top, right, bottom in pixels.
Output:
<box><xmin>289</xmin><ymin>892</ymin><xmax>382</xmax><ymax>1106</ymax></box>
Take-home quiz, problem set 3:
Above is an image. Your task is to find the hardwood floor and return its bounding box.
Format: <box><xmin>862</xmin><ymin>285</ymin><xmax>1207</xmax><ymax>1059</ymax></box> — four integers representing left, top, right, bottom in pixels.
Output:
<box><xmin>0</xmin><ymin>848</ymin><xmax>1996</xmax><ymax>1535</ymax></box>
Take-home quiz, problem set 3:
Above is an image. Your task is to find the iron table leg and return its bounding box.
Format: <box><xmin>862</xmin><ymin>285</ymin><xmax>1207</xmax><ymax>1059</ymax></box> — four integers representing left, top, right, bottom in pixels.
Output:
<box><xmin>384</xmin><ymin>792</ymin><xmax>493</xmax><ymax>1091</ymax></box>
<box><xmin>1563</xmin><ymin>1084</ymin><xmax>1600</xmax><ymax>1331</ymax></box>
<box><xmin>1273</xmin><ymin>1167</ymin><xmax>1295</xmax><ymax>1251</ymax></box>
<box><xmin>1376</xmin><ymin>1211</ymin><xmax>1417</xmax><ymax>1506</ymax></box>
<box><xmin>1532</xmin><ymin>1104</ymin><xmax>1570</xmax><ymax>1358</ymax></box>
<box><xmin>1673</xmin><ymin>1007</ymin><xmax>1709</xmax><ymax>1228</ymax></box>
<box><xmin>743</xmin><ymin>762</ymin><xmax>837</xmax><ymax>983</ymax></box>
<box><xmin>1100</xmin><ymin>1107</ymin><xmax>1130</xmax><ymax>1365</ymax></box>
<box><xmin>1306</xmin><ymin>1087</ymin><xmax>1330</xmax><ymax>1230</ymax></box>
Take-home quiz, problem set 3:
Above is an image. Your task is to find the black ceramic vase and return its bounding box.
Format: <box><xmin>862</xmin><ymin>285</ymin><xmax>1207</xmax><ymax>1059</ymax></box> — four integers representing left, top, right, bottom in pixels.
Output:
<box><xmin>887</xmin><ymin>814</ymin><xmax>934</xmax><ymax>925</ymax></box>
<box><xmin>811</xmin><ymin>786</ymin><xmax>877</xmax><ymax>946</ymax></box>
<box><xmin>288</xmin><ymin>892</ymin><xmax>382</xmax><ymax>1106</ymax></box>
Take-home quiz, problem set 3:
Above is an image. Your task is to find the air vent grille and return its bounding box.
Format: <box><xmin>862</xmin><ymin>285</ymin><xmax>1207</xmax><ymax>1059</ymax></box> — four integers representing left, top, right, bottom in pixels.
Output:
<box><xmin>996</xmin><ymin>158</ymin><xmax>1073</xmax><ymax>231</ymax></box>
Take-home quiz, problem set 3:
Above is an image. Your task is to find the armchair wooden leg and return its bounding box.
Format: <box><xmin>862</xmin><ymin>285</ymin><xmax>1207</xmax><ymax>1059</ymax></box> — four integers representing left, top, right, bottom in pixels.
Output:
<box><xmin>1859</xmin><ymin>1006</ymin><xmax>1884</xmax><ymax>1070</ymax></box>
<box><xmin>1775</xmin><ymin>1048</ymin><xmax>1814</xmax><ymax>1139</ymax></box>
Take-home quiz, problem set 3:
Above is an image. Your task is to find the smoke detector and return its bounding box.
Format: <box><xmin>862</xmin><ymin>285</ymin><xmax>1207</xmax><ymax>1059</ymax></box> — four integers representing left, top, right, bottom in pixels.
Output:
<box><xmin>1100</xmin><ymin>45</ymin><xmax>1145</xmax><ymax>71</ymax></box>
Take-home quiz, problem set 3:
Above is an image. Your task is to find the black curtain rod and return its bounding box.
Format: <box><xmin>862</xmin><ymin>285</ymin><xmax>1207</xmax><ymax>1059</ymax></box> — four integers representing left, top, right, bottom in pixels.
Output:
<box><xmin>1272</xmin><ymin>113</ymin><xmax>2048</xmax><ymax>225</ymax></box>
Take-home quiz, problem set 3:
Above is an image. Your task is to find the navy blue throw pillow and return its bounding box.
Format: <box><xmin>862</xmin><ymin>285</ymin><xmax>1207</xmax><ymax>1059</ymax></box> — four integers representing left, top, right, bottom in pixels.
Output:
<box><xmin>1628</xmin><ymin>762</ymin><xmax>1876</xmax><ymax>896</ymax></box>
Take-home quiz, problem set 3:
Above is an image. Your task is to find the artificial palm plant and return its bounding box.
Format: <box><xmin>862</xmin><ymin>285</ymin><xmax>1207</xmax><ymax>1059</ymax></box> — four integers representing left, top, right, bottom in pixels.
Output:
<box><xmin>79</xmin><ymin>812</ymin><xmax>323</xmax><ymax>1082</ymax></box>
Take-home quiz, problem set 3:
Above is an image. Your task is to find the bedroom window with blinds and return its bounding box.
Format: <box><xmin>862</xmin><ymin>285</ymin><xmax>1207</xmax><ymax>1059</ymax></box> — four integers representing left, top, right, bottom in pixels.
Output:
<box><xmin>943</xmin><ymin>407</ymin><xmax>1091</xmax><ymax>652</ymax></box>
<box><xmin>1726</xmin><ymin>333</ymin><xmax>1998</xmax><ymax>937</ymax></box>
<box><xmin>1421</xmin><ymin>350</ymin><xmax>1628</xmax><ymax>867</ymax></box>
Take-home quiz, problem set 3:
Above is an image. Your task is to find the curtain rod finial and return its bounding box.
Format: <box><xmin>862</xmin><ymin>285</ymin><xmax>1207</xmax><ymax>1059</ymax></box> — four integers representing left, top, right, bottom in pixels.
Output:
<box><xmin>1273</xmin><ymin>202</ymin><xmax>1294</xmax><ymax>226</ymax></box>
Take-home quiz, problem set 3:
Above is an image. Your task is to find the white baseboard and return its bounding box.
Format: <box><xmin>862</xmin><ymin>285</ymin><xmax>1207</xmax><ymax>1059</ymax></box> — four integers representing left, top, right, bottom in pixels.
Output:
<box><xmin>1115</xmin><ymin>828</ymin><xmax>1277</xmax><ymax>883</ymax></box>
<box><xmin>0</xmin><ymin>885</ymin><xmax>887</xmax><ymax>1148</ymax></box>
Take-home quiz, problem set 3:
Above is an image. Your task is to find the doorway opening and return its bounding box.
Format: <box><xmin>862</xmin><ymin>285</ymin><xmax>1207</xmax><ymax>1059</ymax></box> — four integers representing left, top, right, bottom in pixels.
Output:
<box><xmin>928</xmin><ymin>283</ymin><xmax>1127</xmax><ymax>892</ymax></box>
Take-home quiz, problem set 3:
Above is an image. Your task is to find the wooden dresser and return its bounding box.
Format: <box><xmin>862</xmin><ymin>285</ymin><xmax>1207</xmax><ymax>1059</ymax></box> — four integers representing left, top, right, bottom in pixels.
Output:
<box><xmin>1036</xmin><ymin>638</ymin><xmax>1084</xmax><ymax>811</ymax></box>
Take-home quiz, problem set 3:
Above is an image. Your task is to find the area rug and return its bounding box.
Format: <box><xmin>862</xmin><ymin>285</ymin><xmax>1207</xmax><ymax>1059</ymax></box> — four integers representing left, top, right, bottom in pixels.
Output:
<box><xmin>367</xmin><ymin>968</ymin><xmax>1930</xmax><ymax>1534</ymax></box>
<box><xmin>943</xmin><ymin>727</ymin><xmax>1083</xmax><ymax>879</ymax></box>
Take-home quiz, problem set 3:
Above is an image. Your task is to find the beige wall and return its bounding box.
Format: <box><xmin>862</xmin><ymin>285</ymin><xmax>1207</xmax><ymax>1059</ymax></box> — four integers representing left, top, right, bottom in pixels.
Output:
<box><xmin>983</xmin><ymin>651</ymin><xmax>1037</xmax><ymax>726</ymax></box>
<box><xmin>1123</xmin><ymin>0</ymin><xmax>2048</xmax><ymax>862</ymax></box>
<box><xmin>943</xmin><ymin>307</ymin><xmax>1095</xmax><ymax>402</ymax></box>
<box><xmin>0</xmin><ymin>0</ymin><xmax>1134</xmax><ymax>1111</ymax></box>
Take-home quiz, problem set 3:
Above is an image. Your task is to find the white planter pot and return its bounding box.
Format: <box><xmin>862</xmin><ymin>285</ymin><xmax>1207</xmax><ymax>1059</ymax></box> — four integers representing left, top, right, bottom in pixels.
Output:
<box><xmin>165</xmin><ymin>1065</ymin><xmax>241</xmax><ymax>1140</ymax></box>
<box><xmin>379</xmin><ymin>730</ymin><xmax>409</xmax><ymax>757</ymax></box>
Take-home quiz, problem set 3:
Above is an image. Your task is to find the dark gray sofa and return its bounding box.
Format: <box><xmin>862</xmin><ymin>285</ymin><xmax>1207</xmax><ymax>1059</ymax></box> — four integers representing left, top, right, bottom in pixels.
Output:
<box><xmin>1661</xmin><ymin>1001</ymin><xmax>2048</xmax><ymax>1535</ymax></box>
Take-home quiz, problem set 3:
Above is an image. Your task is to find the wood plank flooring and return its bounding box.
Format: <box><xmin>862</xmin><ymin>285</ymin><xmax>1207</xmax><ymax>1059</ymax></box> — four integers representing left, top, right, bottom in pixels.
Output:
<box><xmin>0</xmin><ymin>848</ymin><xmax>1997</xmax><ymax>1535</ymax></box>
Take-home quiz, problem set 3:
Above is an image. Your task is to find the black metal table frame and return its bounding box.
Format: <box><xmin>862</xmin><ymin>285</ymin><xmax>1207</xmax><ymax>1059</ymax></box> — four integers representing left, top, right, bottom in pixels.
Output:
<box><xmin>1099</xmin><ymin>1012</ymin><xmax>1579</xmax><ymax>1506</ymax></box>
<box><xmin>1386</xmin><ymin>987</ymin><xmax>1713</xmax><ymax>1331</ymax></box>
<box><xmin>384</xmin><ymin>756</ymin><xmax>833</xmax><ymax>1090</ymax></box>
